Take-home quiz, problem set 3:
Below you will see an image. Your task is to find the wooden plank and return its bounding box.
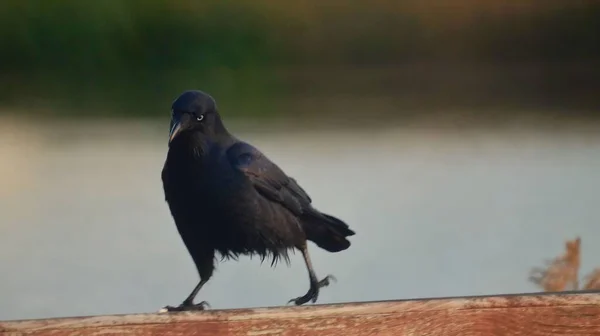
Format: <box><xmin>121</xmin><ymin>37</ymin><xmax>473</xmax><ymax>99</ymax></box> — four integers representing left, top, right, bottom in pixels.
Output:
<box><xmin>2</xmin><ymin>291</ymin><xmax>600</xmax><ymax>336</ymax></box>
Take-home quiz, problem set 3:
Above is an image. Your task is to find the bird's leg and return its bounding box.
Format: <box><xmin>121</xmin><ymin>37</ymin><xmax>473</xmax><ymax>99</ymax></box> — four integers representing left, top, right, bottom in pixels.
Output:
<box><xmin>181</xmin><ymin>280</ymin><xmax>209</xmax><ymax>307</ymax></box>
<box><xmin>162</xmin><ymin>279</ymin><xmax>210</xmax><ymax>312</ymax></box>
<box><xmin>162</xmin><ymin>251</ymin><xmax>214</xmax><ymax>312</ymax></box>
<box><xmin>287</xmin><ymin>244</ymin><xmax>336</xmax><ymax>306</ymax></box>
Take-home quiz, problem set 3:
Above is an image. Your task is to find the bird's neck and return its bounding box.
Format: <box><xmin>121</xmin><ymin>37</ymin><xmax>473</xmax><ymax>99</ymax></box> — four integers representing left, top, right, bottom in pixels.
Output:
<box><xmin>169</xmin><ymin>130</ymin><xmax>232</xmax><ymax>160</ymax></box>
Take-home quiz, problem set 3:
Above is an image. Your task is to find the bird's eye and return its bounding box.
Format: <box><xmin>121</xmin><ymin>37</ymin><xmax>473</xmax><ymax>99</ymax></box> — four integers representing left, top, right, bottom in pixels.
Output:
<box><xmin>196</xmin><ymin>114</ymin><xmax>204</xmax><ymax>122</ymax></box>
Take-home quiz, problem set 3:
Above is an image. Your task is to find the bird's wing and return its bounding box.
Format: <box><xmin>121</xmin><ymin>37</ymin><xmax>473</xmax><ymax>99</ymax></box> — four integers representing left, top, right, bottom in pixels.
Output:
<box><xmin>227</xmin><ymin>142</ymin><xmax>312</xmax><ymax>216</ymax></box>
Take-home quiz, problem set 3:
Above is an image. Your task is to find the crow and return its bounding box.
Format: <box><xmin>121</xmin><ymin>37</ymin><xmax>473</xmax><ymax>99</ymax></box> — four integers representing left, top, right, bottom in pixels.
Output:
<box><xmin>161</xmin><ymin>90</ymin><xmax>355</xmax><ymax>311</ymax></box>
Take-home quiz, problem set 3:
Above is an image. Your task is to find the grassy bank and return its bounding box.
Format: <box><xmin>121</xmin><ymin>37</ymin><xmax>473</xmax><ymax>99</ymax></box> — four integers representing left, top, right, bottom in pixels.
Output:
<box><xmin>0</xmin><ymin>1</ymin><xmax>598</xmax><ymax>119</ymax></box>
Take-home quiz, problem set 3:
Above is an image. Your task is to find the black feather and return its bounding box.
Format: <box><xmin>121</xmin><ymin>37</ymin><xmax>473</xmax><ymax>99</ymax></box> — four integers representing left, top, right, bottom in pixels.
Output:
<box><xmin>161</xmin><ymin>90</ymin><xmax>355</xmax><ymax>308</ymax></box>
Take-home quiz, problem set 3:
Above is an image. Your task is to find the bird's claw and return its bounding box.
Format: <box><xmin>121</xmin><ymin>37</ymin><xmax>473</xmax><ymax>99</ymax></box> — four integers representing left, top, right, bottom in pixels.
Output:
<box><xmin>159</xmin><ymin>301</ymin><xmax>210</xmax><ymax>313</ymax></box>
<box><xmin>286</xmin><ymin>274</ymin><xmax>336</xmax><ymax>306</ymax></box>
<box><xmin>287</xmin><ymin>290</ymin><xmax>318</xmax><ymax>306</ymax></box>
<box><xmin>319</xmin><ymin>274</ymin><xmax>336</xmax><ymax>286</ymax></box>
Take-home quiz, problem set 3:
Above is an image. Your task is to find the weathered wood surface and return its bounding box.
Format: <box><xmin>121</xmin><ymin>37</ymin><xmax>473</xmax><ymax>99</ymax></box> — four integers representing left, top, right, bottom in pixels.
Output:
<box><xmin>2</xmin><ymin>291</ymin><xmax>600</xmax><ymax>336</ymax></box>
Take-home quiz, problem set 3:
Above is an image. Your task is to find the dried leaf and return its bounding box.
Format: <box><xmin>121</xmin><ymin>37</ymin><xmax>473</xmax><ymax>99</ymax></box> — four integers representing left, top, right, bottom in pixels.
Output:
<box><xmin>583</xmin><ymin>269</ymin><xmax>600</xmax><ymax>290</ymax></box>
<box><xmin>529</xmin><ymin>237</ymin><xmax>581</xmax><ymax>292</ymax></box>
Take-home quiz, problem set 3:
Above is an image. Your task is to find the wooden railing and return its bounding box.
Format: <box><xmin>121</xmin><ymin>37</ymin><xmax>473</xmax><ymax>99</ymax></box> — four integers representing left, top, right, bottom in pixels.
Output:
<box><xmin>2</xmin><ymin>291</ymin><xmax>600</xmax><ymax>336</ymax></box>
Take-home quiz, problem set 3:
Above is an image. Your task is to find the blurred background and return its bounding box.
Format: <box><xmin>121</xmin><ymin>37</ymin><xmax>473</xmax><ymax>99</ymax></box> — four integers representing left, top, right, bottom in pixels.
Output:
<box><xmin>1</xmin><ymin>0</ymin><xmax>600</xmax><ymax>321</ymax></box>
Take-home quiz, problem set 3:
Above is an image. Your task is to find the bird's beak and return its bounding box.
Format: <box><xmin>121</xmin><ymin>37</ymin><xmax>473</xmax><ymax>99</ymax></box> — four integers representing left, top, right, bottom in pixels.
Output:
<box><xmin>168</xmin><ymin>119</ymin><xmax>182</xmax><ymax>143</ymax></box>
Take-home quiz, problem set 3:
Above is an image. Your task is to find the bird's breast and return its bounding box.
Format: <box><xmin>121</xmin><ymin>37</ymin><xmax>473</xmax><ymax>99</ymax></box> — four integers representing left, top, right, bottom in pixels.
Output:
<box><xmin>164</xmin><ymin>152</ymin><xmax>248</xmax><ymax>215</ymax></box>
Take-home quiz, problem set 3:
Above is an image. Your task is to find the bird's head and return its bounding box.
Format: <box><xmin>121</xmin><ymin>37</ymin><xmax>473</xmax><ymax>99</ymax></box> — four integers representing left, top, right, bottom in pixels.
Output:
<box><xmin>168</xmin><ymin>90</ymin><xmax>226</xmax><ymax>144</ymax></box>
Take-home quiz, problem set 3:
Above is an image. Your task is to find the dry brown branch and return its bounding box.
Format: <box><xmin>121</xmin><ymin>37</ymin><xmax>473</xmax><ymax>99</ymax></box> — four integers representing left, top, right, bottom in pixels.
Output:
<box><xmin>529</xmin><ymin>237</ymin><xmax>581</xmax><ymax>292</ymax></box>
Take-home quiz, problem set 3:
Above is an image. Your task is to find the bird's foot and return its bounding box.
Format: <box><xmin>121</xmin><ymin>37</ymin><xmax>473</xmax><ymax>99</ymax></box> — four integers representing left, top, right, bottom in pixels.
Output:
<box><xmin>159</xmin><ymin>300</ymin><xmax>210</xmax><ymax>313</ymax></box>
<box><xmin>287</xmin><ymin>274</ymin><xmax>336</xmax><ymax>306</ymax></box>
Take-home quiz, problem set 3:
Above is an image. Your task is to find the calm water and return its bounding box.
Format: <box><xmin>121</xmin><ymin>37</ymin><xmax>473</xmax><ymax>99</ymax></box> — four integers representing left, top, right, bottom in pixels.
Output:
<box><xmin>1</xmin><ymin>117</ymin><xmax>600</xmax><ymax>321</ymax></box>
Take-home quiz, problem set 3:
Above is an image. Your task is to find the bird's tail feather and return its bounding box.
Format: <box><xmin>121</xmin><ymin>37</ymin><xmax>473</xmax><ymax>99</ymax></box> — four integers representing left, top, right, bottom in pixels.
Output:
<box><xmin>302</xmin><ymin>210</ymin><xmax>355</xmax><ymax>252</ymax></box>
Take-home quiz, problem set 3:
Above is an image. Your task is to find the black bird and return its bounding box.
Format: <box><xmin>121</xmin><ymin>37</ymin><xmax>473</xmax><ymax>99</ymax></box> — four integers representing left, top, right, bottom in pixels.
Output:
<box><xmin>161</xmin><ymin>90</ymin><xmax>355</xmax><ymax>311</ymax></box>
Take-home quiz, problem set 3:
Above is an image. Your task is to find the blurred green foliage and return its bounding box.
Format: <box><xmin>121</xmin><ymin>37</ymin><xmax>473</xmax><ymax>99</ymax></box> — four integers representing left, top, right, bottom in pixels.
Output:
<box><xmin>0</xmin><ymin>1</ymin><xmax>598</xmax><ymax>118</ymax></box>
<box><xmin>0</xmin><ymin>0</ymin><xmax>279</xmax><ymax>117</ymax></box>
